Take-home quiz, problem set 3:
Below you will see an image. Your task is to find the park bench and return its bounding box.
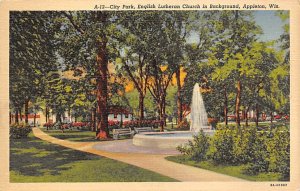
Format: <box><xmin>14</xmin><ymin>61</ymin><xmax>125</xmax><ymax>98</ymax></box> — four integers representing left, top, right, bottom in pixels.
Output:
<box><xmin>112</xmin><ymin>128</ymin><xmax>134</xmax><ymax>140</ymax></box>
<box><xmin>134</xmin><ymin>127</ymin><xmax>154</xmax><ymax>134</ymax></box>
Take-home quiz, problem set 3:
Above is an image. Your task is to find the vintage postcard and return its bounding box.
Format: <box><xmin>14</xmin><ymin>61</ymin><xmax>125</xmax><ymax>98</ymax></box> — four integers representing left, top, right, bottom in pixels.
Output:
<box><xmin>0</xmin><ymin>0</ymin><xmax>299</xmax><ymax>190</ymax></box>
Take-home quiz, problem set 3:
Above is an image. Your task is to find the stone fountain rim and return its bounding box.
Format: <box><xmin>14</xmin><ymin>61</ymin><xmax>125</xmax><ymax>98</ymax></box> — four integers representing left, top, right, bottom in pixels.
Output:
<box><xmin>134</xmin><ymin>131</ymin><xmax>194</xmax><ymax>140</ymax></box>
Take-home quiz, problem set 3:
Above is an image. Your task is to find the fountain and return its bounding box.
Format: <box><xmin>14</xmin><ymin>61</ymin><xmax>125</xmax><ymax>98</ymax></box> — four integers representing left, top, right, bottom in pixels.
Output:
<box><xmin>132</xmin><ymin>83</ymin><xmax>214</xmax><ymax>149</ymax></box>
<box><xmin>190</xmin><ymin>83</ymin><xmax>211</xmax><ymax>132</ymax></box>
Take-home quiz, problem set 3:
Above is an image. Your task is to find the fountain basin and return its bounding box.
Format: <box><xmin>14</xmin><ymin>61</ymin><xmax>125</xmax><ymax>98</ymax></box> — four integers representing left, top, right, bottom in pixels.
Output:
<box><xmin>133</xmin><ymin>130</ymin><xmax>214</xmax><ymax>149</ymax></box>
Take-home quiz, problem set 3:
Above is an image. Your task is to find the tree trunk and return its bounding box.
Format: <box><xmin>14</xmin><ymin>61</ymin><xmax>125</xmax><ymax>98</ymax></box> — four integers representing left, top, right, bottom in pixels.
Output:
<box><xmin>224</xmin><ymin>85</ymin><xmax>228</xmax><ymax>125</ymax></box>
<box><xmin>95</xmin><ymin>27</ymin><xmax>109</xmax><ymax>139</ymax></box>
<box><xmin>255</xmin><ymin>104</ymin><xmax>259</xmax><ymax>127</ymax></box>
<box><xmin>139</xmin><ymin>93</ymin><xmax>145</xmax><ymax>120</ymax></box>
<box><xmin>93</xmin><ymin>108</ymin><xmax>97</xmax><ymax>131</ymax></box>
<box><xmin>163</xmin><ymin>98</ymin><xmax>167</xmax><ymax>127</ymax></box>
<box><xmin>47</xmin><ymin>109</ymin><xmax>50</xmax><ymax>123</ymax></box>
<box><xmin>19</xmin><ymin>108</ymin><xmax>22</xmax><ymax>121</ymax></box>
<box><xmin>270</xmin><ymin>112</ymin><xmax>273</xmax><ymax>123</ymax></box>
<box><xmin>245</xmin><ymin>106</ymin><xmax>250</xmax><ymax>126</ymax></box>
<box><xmin>9</xmin><ymin>111</ymin><xmax>12</xmax><ymax>124</ymax></box>
<box><xmin>158</xmin><ymin>96</ymin><xmax>166</xmax><ymax>132</ymax></box>
<box><xmin>235</xmin><ymin>80</ymin><xmax>241</xmax><ymax>126</ymax></box>
<box><xmin>25</xmin><ymin>99</ymin><xmax>29</xmax><ymax>124</ymax></box>
<box><xmin>56</xmin><ymin>112</ymin><xmax>62</xmax><ymax>123</ymax></box>
<box><xmin>159</xmin><ymin>105</ymin><xmax>164</xmax><ymax>132</ymax></box>
<box><xmin>15</xmin><ymin>110</ymin><xmax>19</xmax><ymax>123</ymax></box>
<box><xmin>176</xmin><ymin>68</ymin><xmax>183</xmax><ymax>124</ymax></box>
<box><xmin>34</xmin><ymin>113</ymin><xmax>36</xmax><ymax>127</ymax></box>
<box><xmin>242</xmin><ymin>110</ymin><xmax>245</xmax><ymax>121</ymax></box>
<box><xmin>45</xmin><ymin>107</ymin><xmax>48</xmax><ymax>123</ymax></box>
<box><xmin>90</xmin><ymin>109</ymin><xmax>93</xmax><ymax>131</ymax></box>
<box><xmin>68</xmin><ymin>108</ymin><xmax>71</xmax><ymax>122</ymax></box>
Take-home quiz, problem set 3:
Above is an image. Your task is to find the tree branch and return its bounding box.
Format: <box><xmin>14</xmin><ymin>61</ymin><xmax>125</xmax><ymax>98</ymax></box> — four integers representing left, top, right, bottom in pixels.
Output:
<box><xmin>147</xmin><ymin>85</ymin><xmax>159</xmax><ymax>103</ymax></box>
<box><xmin>123</xmin><ymin>60</ymin><xmax>142</xmax><ymax>93</ymax></box>
<box><xmin>62</xmin><ymin>11</ymin><xmax>85</xmax><ymax>35</ymax></box>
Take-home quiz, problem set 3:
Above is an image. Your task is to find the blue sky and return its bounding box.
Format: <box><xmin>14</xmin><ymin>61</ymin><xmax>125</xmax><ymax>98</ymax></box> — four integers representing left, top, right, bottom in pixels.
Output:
<box><xmin>253</xmin><ymin>11</ymin><xmax>287</xmax><ymax>42</ymax></box>
<box><xmin>187</xmin><ymin>10</ymin><xmax>288</xmax><ymax>43</ymax></box>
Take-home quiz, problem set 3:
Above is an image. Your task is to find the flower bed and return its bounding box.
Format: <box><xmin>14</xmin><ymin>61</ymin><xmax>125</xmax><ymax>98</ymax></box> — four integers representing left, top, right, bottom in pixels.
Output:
<box><xmin>108</xmin><ymin>120</ymin><xmax>121</xmax><ymax>130</ymax></box>
<box><xmin>43</xmin><ymin>122</ymin><xmax>54</xmax><ymax>128</ymax></box>
<box><xmin>70</xmin><ymin>122</ymin><xmax>90</xmax><ymax>130</ymax></box>
<box><xmin>123</xmin><ymin>120</ymin><xmax>161</xmax><ymax>129</ymax></box>
<box><xmin>71</xmin><ymin>122</ymin><xmax>88</xmax><ymax>127</ymax></box>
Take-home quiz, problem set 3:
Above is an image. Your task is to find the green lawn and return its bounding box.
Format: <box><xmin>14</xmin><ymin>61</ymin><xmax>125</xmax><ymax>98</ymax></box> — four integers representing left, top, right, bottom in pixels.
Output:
<box><xmin>41</xmin><ymin>128</ymin><xmax>97</xmax><ymax>142</ymax></box>
<box><xmin>166</xmin><ymin>155</ymin><xmax>282</xmax><ymax>181</ymax></box>
<box><xmin>10</xmin><ymin>133</ymin><xmax>177</xmax><ymax>182</ymax></box>
<box><xmin>42</xmin><ymin>128</ymin><xmax>135</xmax><ymax>142</ymax></box>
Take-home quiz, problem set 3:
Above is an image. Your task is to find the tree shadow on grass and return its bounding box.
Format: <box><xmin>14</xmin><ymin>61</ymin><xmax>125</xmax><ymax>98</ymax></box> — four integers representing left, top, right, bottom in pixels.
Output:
<box><xmin>10</xmin><ymin>134</ymin><xmax>101</xmax><ymax>177</ymax></box>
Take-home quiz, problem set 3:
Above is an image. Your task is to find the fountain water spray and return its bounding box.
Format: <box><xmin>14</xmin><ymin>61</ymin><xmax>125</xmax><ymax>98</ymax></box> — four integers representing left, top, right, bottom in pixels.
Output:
<box><xmin>132</xmin><ymin>83</ymin><xmax>213</xmax><ymax>149</ymax></box>
<box><xmin>190</xmin><ymin>83</ymin><xmax>209</xmax><ymax>132</ymax></box>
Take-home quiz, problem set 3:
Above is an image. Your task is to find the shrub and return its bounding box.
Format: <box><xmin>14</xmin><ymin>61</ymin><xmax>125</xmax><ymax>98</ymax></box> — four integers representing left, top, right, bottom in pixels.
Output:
<box><xmin>70</xmin><ymin>122</ymin><xmax>90</xmax><ymax>130</ymax></box>
<box><xmin>71</xmin><ymin>122</ymin><xmax>88</xmax><ymax>128</ymax></box>
<box><xmin>232</xmin><ymin>126</ymin><xmax>257</xmax><ymax>164</ymax></box>
<box><xmin>208</xmin><ymin>125</ymin><xmax>235</xmax><ymax>164</ymax></box>
<box><xmin>43</xmin><ymin>122</ymin><xmax>53</xmax><ymax>129</ymax></box>
<box><xmin>244</xmin><ymin>131</ymin><xmax>270</xmax><ymax>175</ymax></box>
<box><xmin>177</xmin><ymin>130</ymin><xmax>210</xmax><ymax>162</ymax></box>
<box><xmin>175</xmin><ymin>123</ymin><xmax>290</xmax><ymax>178</ymax></box>
<box><xmin>10</xmin><ymin>123</ymin><xmax>32</xmax><ymax>139</ymax></box>
<box><xmin>267</xmin><ymin>126</ymin><xmax>290</xmax><ymax>180</ymax></box>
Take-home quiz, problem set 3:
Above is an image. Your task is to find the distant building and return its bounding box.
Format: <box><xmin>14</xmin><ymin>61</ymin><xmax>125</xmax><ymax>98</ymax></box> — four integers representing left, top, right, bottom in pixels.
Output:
<box><xmin>107</xmin><ymin>106</ymin><xmax>133</xmax><ymax>122</ymax></box>
<box><xmin>11</xmin><ymin>114</ymin><xmax>41</xmax><ymax>126</ymax></box>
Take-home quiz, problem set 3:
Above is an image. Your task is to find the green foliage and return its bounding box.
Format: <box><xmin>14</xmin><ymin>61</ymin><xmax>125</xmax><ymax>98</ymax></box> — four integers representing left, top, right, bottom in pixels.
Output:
<box><xmin>125</xmin><ymin>89</ymin><xmax>156</xmax><ymax>117</ymax></box>
<box><xmin>208</xmin><ymin>125</ymin><xmax>235</xmax><ymax>164</ymax></box>
<box><xmin>267</xmin><ymin>127</ymin><xmax>290</xmax><ymax>180</ymax></box>
<box><xmin>10</xmin><ymin>12</ymin><xmax>57</xmax><ymax>116</ymax></box>
<box><xmin>179</xmin><ymin>124</ymin><xmax>290</xmax><ymax>180</ymax></box>
<box><xmin>166</xmin><ymin>155</ymin><xmax>282</xmax><ymax>181</ymax></box>
<box><xmin>231</xmin><ymin>126</ymin><xmax>257</xmax><ymax>164</ymax></box>
<box><xmin>10</xmin><ymin>123</ymin><xmax>32</xmax><ymax>139</ymax></box>
<box><xmin>177</xmin><ymin>130</ymin><xmax>210</xmax><ymax>162</ymax></box>
<box><xmin>244</xmin><ymin>132</ymin><xmax>270</xmax><ymax>175</ymax></box>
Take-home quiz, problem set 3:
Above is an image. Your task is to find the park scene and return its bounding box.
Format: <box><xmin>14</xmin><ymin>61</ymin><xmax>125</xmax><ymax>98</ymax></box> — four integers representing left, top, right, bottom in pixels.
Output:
<box><xmin>10</xmin><ymin>10</ymin><xmax>290</xmax><ymax>182</ymax></box>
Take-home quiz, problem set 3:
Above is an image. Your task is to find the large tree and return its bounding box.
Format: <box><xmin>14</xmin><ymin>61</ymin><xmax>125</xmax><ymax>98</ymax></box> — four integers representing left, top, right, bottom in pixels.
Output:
<box><xmin>58</xmin><ymin>11</ymin><xmax>122</xmax><ymax>139</ymax></box>
<box><xmin>208</xmin><ymin>11</ymin><xmax>262</xmax><ymax>126</ymax></box>
<box><xmin>10</xmin><ymin>12</ymin><xmax>57</xmax><ymax>124</ymax></box>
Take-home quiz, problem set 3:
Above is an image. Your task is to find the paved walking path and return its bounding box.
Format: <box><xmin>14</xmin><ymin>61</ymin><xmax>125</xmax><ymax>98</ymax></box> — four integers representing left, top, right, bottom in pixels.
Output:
<box><xmin>92</xmin><ymin>139</ymin><xmax>181</xmax><ymax>155</ymax></box>
<box><xmin>32</xmin><ymin>128</ymin><xmax>246</xmax><ymax>182</ymax></box>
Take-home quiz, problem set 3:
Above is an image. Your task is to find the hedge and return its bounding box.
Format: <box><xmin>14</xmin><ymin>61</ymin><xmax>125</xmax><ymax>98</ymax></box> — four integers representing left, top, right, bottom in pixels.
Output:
<box><xmin>10</xmin><ymin>123</ymin><xmax>32</xmax><ymax>139</ymax></box>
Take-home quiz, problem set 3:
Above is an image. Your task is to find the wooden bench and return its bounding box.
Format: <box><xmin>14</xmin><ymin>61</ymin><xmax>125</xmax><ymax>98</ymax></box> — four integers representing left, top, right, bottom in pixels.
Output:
<box><xmin>134</xmin><ymin>127</ymin><xmax>154</xmax><ymax>134</ymax></box>
<box><xmin>112</xmin><ymin>128</ymin><xmax>134</xmax><ymax>140</ymax></box>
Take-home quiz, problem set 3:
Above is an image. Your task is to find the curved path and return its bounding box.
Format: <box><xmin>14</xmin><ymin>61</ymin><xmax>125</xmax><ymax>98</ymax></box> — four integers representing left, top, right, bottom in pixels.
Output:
<box><xmin>92</xmin><ymin>139</ymin><xmax>181</xmax><ymax>155</ymax></box>
<box><xmin>32</xmin><ymin>128</ymin><xmax>246</xmax><ymax>182</ymax></box>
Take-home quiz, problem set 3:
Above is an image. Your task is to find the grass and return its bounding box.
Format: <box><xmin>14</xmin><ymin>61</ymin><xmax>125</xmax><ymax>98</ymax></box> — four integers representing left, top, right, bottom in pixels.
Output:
<box><xmin>10</xmin><ymin>133</ymin><xmax>178</xmax><ymax>182</ymax></box>
<box><xmin>41</xmin><ymin>128</ymin><xmax>98</xmax><ymax>142</ymax></box>
<box><xmin>166</xmin><ymin>155</ymin><xmax>283</xmax><ymax>181</ymax></box>
<box><xmin>164</xmin><ymin>123</ymin><xmax>189</xmax><ymax>131</ymax></box>
<box><xmin>41</xmin><ymin>128</ymin><xmax>139</xmax><ymax>142</ymax></box>
<box><xmin>164</xmin><ymin>121</ymin><xmax>290</xmax><ymax>132</ymax></box>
